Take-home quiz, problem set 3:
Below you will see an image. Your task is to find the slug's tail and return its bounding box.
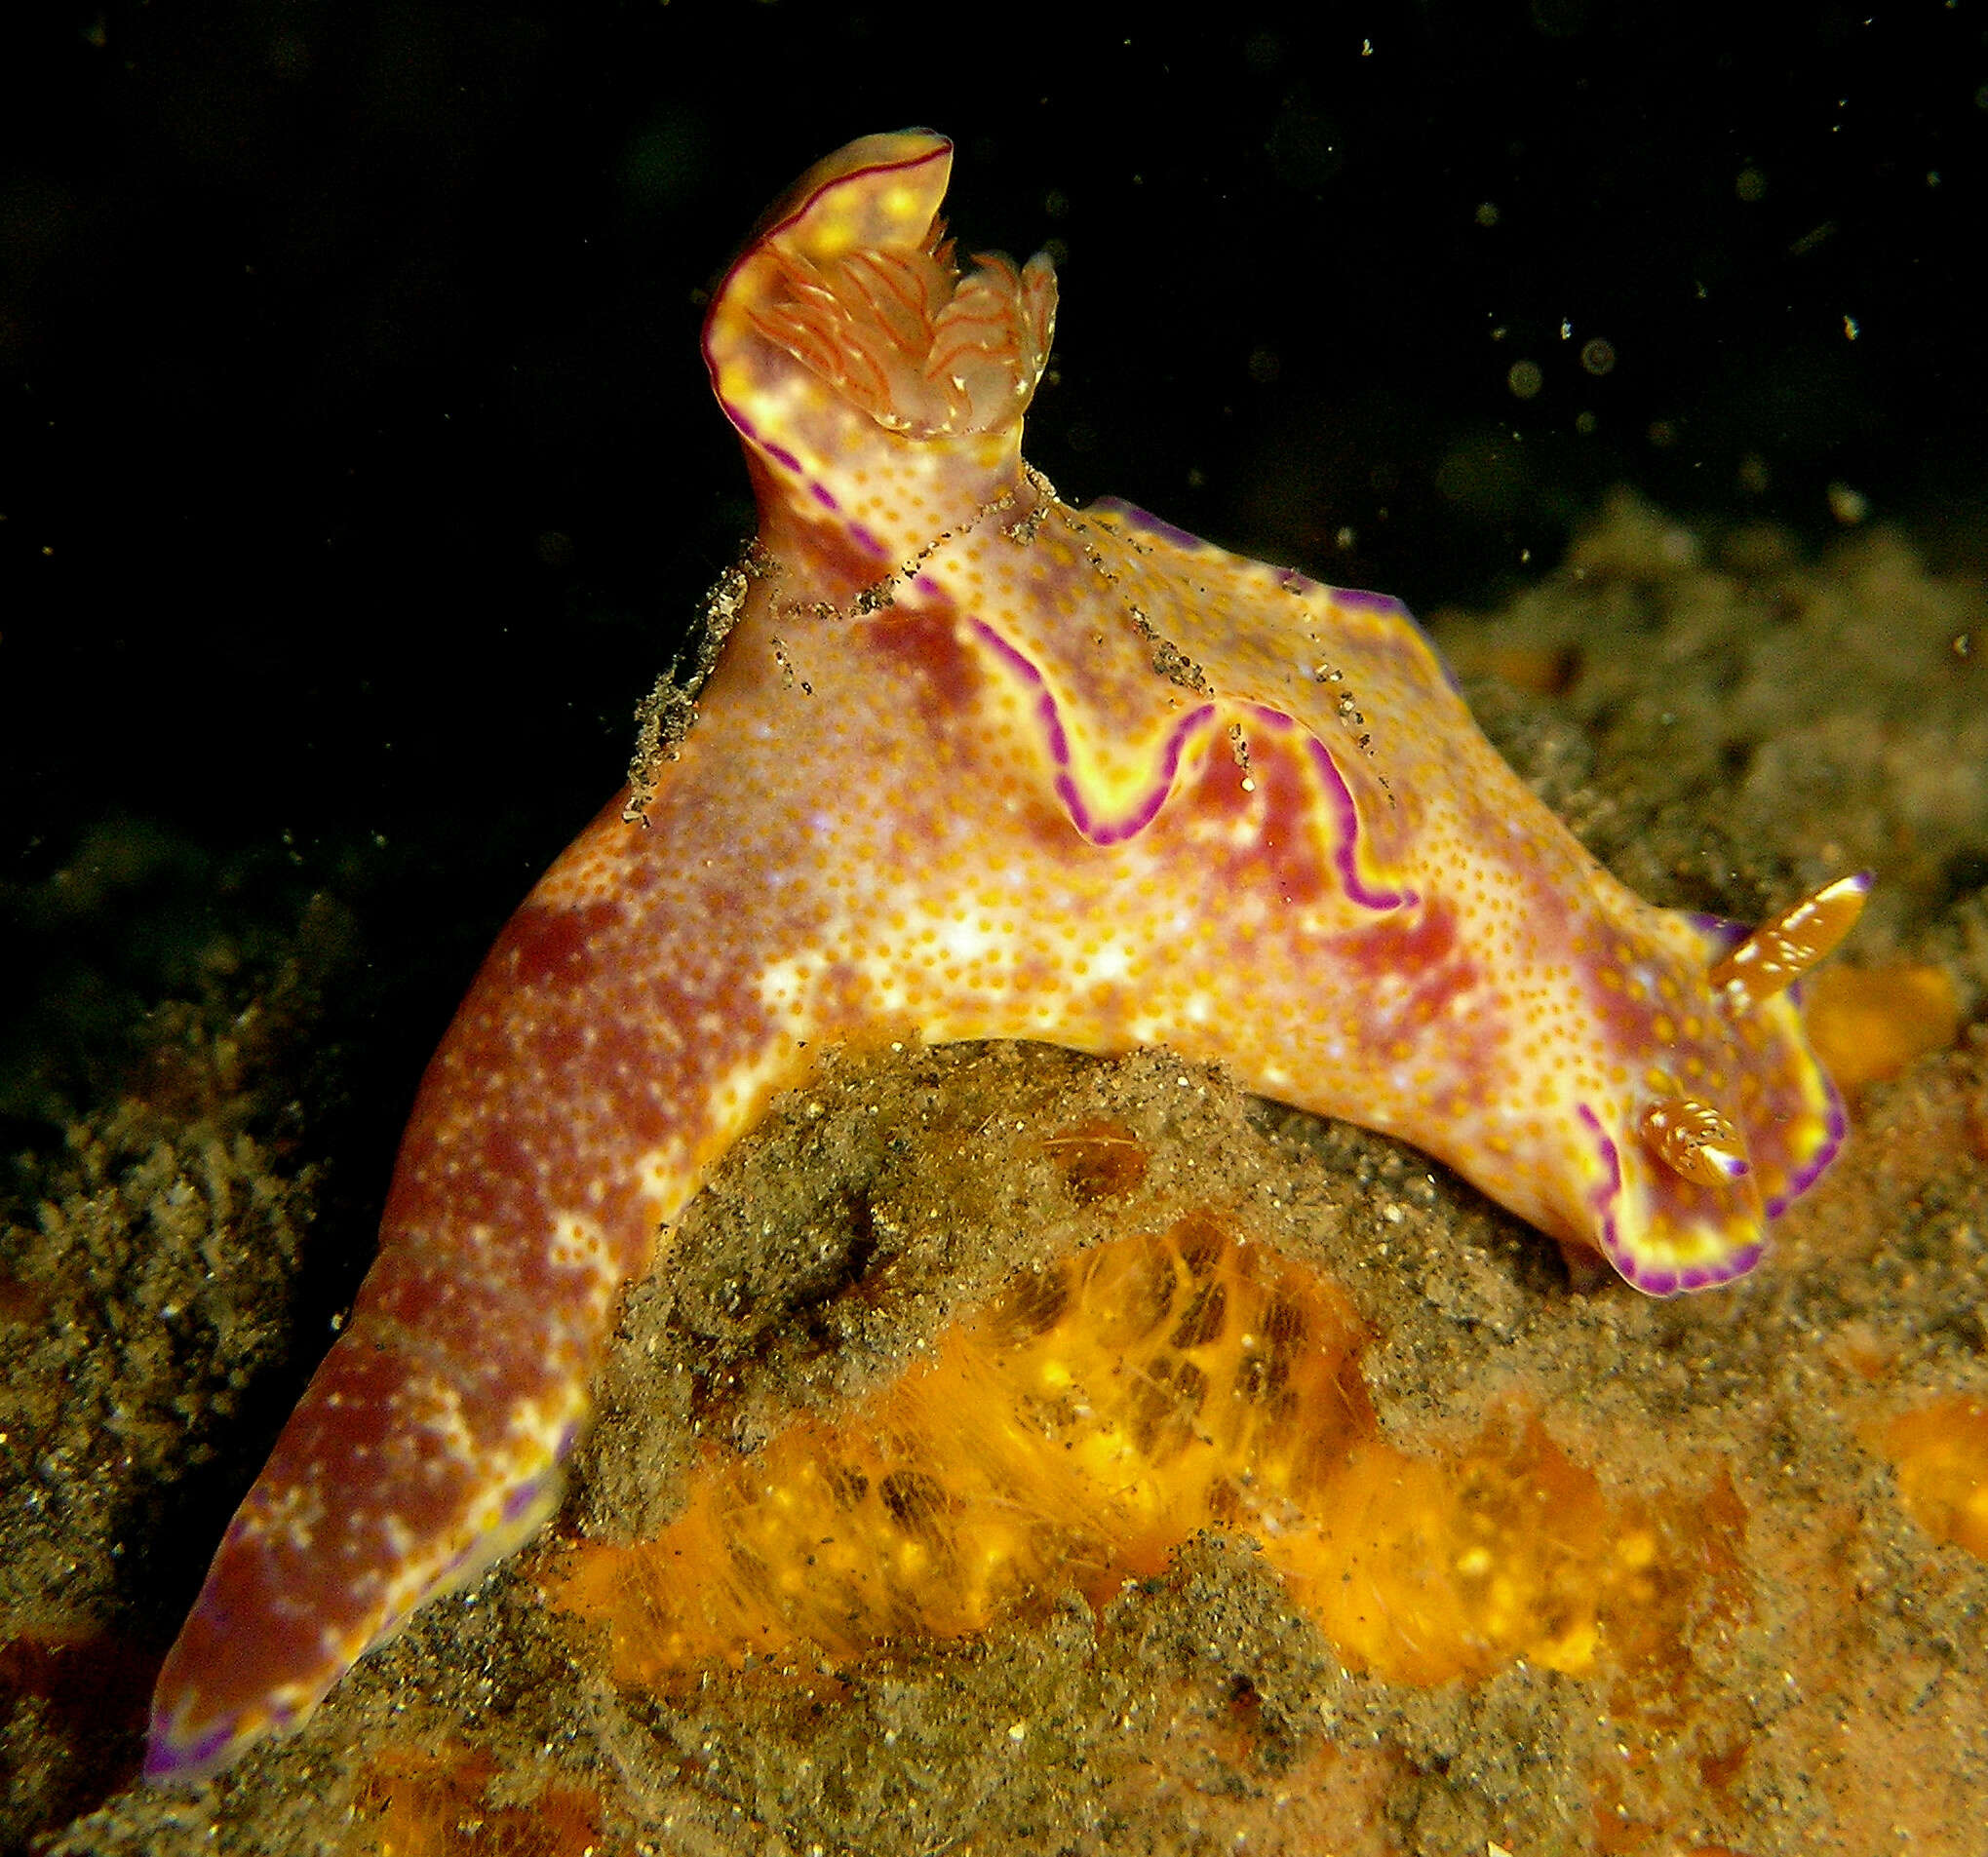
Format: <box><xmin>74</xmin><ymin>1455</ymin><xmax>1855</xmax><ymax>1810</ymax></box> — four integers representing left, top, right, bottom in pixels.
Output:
<box><xmin>144</xmin><ymin>1303</ymin><xmax>585</xmax><ymax>1783</ymax></box>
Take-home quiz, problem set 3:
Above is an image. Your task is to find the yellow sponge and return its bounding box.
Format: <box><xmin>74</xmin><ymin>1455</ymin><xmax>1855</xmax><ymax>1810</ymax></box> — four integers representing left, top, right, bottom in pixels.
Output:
<box><xmin>548</xmin><ymin>1214</ymin><xmax>1704</xmax><ymax>1688</ymax></box>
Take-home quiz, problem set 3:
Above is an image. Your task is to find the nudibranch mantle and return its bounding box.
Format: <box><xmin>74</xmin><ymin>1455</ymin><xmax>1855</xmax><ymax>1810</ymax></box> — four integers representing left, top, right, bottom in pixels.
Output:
<box><xmin>145</xmin><ymin>130</ymin><xmax>1865</xmax><ymax>1783</ymax></box>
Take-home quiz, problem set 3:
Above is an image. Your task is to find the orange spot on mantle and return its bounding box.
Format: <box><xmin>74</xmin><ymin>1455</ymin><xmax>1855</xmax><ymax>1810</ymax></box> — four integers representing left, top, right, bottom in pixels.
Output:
<box><xmin>546</xmin><ymin>1215</ymin><xmax>1716</xmax><ymax>1689</ymax></box>
<box><xmin>1803</xmin><ymin>962</ymin><xmax>1960</xmax><ymax>1092</ymax></box>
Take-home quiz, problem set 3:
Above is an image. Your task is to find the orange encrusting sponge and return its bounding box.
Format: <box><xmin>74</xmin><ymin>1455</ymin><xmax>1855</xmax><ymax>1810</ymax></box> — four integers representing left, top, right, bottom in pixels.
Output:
<box><xmin>546</xmin><ymin>1214</ymin><xmax>1701</xmax><ymax>1688</ymax></box>
<box><xmin>1802</xmin><ymin>962</ymin><xmax>1960</xmax><ymax>1092</ymax></box>
<box><xmin>1879</xmin><ymin>1396</ymin><xmax>1988</xmax><ymax>1560</ymax></box>
<box><xmin>352</xmin><ymin>1749</ymin><xmax>605</xmax><ymax>1857</ymax></box>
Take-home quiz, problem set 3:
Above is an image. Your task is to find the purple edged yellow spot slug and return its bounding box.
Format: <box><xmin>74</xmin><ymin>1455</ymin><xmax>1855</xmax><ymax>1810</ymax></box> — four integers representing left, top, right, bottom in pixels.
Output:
<box><xmin>145</xmin><ymin>131</ymin><xmax>1867</xmax><ymax>1784</ymax></box>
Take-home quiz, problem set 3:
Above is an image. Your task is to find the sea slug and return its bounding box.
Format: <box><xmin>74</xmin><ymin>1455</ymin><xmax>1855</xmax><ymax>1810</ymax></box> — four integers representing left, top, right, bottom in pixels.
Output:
<box><xmin>145</xmin><ymin>130</ymin><xmax>1866</xmax><ymax>1782</ymax></box>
